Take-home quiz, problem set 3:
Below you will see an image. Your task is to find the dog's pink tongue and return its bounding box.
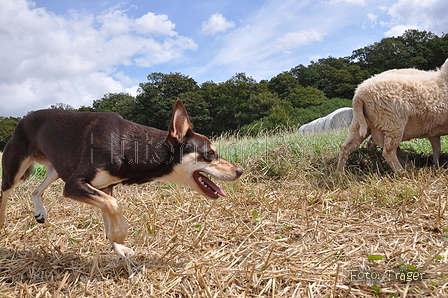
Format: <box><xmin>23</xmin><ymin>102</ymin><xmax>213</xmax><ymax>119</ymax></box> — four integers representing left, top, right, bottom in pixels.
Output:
<box><xmin>215</xmin><ymin>186</ymin><xmax>227</xmax><ymax>197</ymax></box>
<box><xmin>200</xmin><ymin>174</ymin><xmax>227</xmax><ymax>197</ymax></box>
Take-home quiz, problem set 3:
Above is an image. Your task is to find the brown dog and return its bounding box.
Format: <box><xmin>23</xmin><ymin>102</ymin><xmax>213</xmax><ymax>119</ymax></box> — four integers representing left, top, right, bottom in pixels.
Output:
<box><xmin>0</xmin><ymin>100</ymin><xmax>242</xmax><ymax>256</ymax></box>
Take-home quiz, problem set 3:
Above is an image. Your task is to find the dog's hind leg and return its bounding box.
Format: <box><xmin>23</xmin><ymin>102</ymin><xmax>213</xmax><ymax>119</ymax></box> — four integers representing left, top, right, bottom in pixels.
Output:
<box><xmin>1</xmin><ymin>154</ymin><xmax>35</xmax><ymax>226</ymax></box>
<box><xmin>63</xmin><ymin>178</ymin><xmax>133</xmax><ymax>257</ymax></box>
<box><xmin>0</xmin><ymin>190</ymin><xmax>11</xmax><ymax>227</ymax></box>
<box><xmin>32</xmin><ymin>166</ymin><xmax>59</xmax><ymax>223</ymax></box>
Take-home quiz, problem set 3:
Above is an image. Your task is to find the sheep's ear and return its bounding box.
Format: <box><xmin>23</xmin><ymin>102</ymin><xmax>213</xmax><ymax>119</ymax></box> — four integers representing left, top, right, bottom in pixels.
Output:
<box><xmin>167</xmin><ymin>99</ymin><xmax>193</xmax><ymax>144</ymax></box>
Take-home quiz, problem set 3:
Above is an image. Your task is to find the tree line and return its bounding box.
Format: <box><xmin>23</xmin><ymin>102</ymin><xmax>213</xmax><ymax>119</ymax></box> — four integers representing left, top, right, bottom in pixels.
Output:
<box><xmin>1</xmin><ymin>29</ymin><xmax>448</xmax><ymax>150</ymax></box>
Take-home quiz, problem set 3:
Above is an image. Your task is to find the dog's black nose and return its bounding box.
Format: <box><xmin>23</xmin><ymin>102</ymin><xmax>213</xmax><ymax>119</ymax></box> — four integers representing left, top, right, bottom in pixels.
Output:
<box><xmin>236</xmin><ymin>167</ymin><xmax>243</xmax><ymax>177</ymax></box>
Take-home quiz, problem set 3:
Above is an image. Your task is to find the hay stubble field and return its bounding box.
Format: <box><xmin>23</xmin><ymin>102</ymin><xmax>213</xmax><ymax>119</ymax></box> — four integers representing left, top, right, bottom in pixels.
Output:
<box><xmin>0</xmin><ymin>130</ymin><xmax>447</xmax><ymax>297</ymax></box>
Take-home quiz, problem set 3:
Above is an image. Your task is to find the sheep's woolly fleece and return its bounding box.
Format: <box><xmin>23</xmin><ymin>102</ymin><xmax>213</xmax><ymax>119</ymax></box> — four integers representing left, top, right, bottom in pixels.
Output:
<box><xmin>338</xmin><ymin>58</ymin><xmax>448</xmax><ymax>173</ymax></box>
<box><xmin>354</xmin><ymin>59</ymin><xmax>448</xmax><ymax>141</ymax></box>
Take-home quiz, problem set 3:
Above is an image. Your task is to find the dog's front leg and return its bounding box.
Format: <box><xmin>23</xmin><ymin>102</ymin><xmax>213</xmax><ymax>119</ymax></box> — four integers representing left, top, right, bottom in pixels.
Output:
<box><xmin>105</xmin><ymin>215</ymin><xmax>134</xmax><ymax>257</ymax></box>
<box><xmin>97</xmin><ymin>186</ymin><xmax>134</xmax><ymax>257</ymax></box>
<box><xmin>63</xmin><ymin>178</ymin><xmax>134</xmax><ymax>257</ymax></box>
<box><xmin>100</xmin><ymin>186</ymin><xmax>113</xmax><ymax>239</ymax></box>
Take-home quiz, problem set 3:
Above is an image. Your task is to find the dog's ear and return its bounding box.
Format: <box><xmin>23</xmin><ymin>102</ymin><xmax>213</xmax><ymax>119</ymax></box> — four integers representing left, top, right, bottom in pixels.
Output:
<box><xmin>167</xmin><ymin>99</ymin><xmax>193</xmax><ymax>144</ymax></box>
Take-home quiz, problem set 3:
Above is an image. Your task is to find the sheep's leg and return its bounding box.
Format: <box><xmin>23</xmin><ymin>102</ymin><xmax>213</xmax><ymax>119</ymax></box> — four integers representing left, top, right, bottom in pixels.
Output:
<box><xmin>370</xmin><ymin>127</ymin><xmax>384</xmax><ymax>148</ymax></box>
<box><xmin>382</xmin><ymin>132</ymin><xmax>404</xmax><ymax>173</ymax></box>
<box><xmin>396</xmin><ymin>147</ymin><xmax>408</xmax><ymax>165</ymax></box>
<box><xmin>429</xmin><ymin>137</ymin><xmax>441</xmax><ymax>166</ymax></box>
<box><xmin>337</xmin><ymin>129</ymin><xmax>368</xmax><ymax>172</ymax></box>
<box><xmin>372</xmin><ymin>127</ymin><xmax>413</xmax><ymax>165</ymax></box>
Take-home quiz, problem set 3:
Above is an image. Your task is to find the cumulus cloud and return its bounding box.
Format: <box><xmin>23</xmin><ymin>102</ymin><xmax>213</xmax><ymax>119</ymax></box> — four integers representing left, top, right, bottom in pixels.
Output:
<box><xmin>367</xmin><ymin>13</ymin><xmax>378</xmax><ymax>25</ymax></box>
<box><xmin>201</xmin><ymin>13</ymin><xmax>235</xmax><ymax>35</ymax></box>
<box><xmin>385</xmin><ymin>0</ymin><xmax>448</xmax><ymax>36</ymax></box>
<box><xmin>384</xmin><ymin>24</ymin><xmax>419</xmax><ymax>37</ymax></box>
<box><xmin>277</xmin><ymin>30</ymin><xmax>324</xmax><ymax>50</ymax></box>
<box><xmin>0</xmin><ymin>0</ymin><xmax>197</xmax><ymax>116</ymax></box>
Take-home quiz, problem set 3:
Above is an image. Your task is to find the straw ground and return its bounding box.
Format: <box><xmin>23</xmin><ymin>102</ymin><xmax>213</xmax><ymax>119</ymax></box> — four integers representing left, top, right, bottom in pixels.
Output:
<box><xmin>0</xmin><ymin>130</ymin><xmax>447</xmax><ymax>297</ymax></box>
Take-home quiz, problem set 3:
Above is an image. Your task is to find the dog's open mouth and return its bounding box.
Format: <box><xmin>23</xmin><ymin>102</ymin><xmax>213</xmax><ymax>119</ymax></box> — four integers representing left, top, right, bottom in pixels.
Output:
<box><xmin>193</xmin><ymin>170</ymin><xmax>227</xmax><ymax>199</ymax></box>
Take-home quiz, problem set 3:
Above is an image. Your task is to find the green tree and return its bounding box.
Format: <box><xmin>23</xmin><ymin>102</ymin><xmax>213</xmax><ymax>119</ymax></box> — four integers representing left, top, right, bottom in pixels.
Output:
<box><xmin>240</xmin><ymin>100</ymin><xmax>297</xmax><ymax>135</ymax></box>
<box><xmin>204</xmin><ymin>73</ymin><xmax>258</xmax><ymax>134</ymax></box>
<box><xmin>77</xmin><ymin>106</ymin><xmax>94</xmax><ymax>112</ymax></box>
<box><xmin>49</xmin><ymin>103</ymin><xmax>75</xmax><ymax>111</ymax></box>
<box><xmin>400</xmin><ymin>29</ymin><xmax>434</xmax><ymax>69</ymax></box>
<box><xmin>92</xmin><ymin>92</ymin><xmax>136</xmax><ymax>121</ymax></box>
<box><xmin>113</xmin><ymin>95</ymin><xmax>137</xmax><ymax>121</ymax></box>
<box><xmin>350</xmin><ymin>30</ymin><xmax>443</xmax><ymax>73</ymax></box>
<box><xmin>177</xmin><ymin>91</ymin><xmax>213</xmax><ymax>135</ymax></box>
<box><xmin>234</xmin><ymin>90</ymin><xmax>282</xmax><ymax>126</ymax></box>
<box><xmin>426</xmin><ymin>32</ymin><xmax>448</xmax><ymax>69</ymax></box>
<box><xmin>134</xmin><ymin>72</ymin><xmax>199</xmax><ymax>129</ymax></box>
<box><xmin>268</xmin><ymin>72</ymin><xmax>300</xmax><ymax>97</ymax></box>
<box><xmin>93</xmin><ymin>93</ymin><xmax>128</xmax><ymax>112</ymax></box>
<box><xmin>141</xmin><ymin>72</ymin><xmax>198</xmax><ymax>99</ymax></box>
<box><xmin>286</xmin><ymin>86</ymin><xmax>327</xmax><ymax>108</ymax></box>
<box><xmin>290</xmin><ymin>64</ymin><xmax>320</xmax><ymax>89</ymax></box>
<box><xmin>0</xmin><ymin>117</ymin><xmax>19</xmax><ymax>151</ymax></box>
<box><xmin>289</xmin><ymin>57</ymin><xmax>360</xmax><ymax>99</ymax></box>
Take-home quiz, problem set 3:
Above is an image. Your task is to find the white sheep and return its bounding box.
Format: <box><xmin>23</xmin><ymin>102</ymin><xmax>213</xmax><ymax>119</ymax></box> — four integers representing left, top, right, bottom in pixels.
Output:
<box><xmin>337</xmin><ymin>58</ymin><xmax>448</xmax><ymax>173</ymax></box>
<box><xmin>365</xmin><ymin>68</ymin><xmax>441</xmax><ymax>166</ymax></box>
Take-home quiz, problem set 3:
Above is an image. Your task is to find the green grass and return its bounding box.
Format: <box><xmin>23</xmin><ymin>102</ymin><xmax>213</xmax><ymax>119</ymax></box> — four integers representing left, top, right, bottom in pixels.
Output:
<box><xmin>32</xmin><ymin>163</ymin><xmax>47</xmax><ymax>178</ymax></box>
<box><xmin>401</xmin><ymin>136</ymin><xmax>448</xmax><ymax>154</ymax></box>
<box><xmin>216</xmin><ymin>129</ymin><xmax>448</xmax><ymax>181</ymax></box>
<box><xmin>215</xmin><ymin>128</ymin><xmax>348</xmax><ymax>164</ymax></box>
<box><xmin>2</xmin><ymin>130</ymin><xmax>447</xmax><ymax>181</ymax></box>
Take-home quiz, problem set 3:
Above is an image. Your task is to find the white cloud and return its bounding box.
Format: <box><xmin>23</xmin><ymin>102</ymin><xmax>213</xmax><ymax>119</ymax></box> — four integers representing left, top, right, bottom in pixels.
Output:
<box><xmin>277</xmin><ymin>30</ymin><xmax>324</xmax><ymax>50</ymax></box>
<box><xmin>113</xmin><ymin>71</ymin><xmax>138</xmax><ymax>85</ymax></box>
<box><xmin>386</xmin><ymin>0</ymin><xmax>448</xmax><ymax>35</ymax></box>
<box><xmin>126</xmin><ymin>85</ymin><xmax>141</xmax><ymax>97</ymax></box>
<box><xmin>329</xmin><ymin>0</ymin><xmax>366</xmax><ymax>6</ymax></box>
<box><xmin>367</xmin><ymin>13</ymin><xmax>378</xmax><ymax>25</ymax></box>
<box><xmin>201</xmin><ymin>13</ymin><xmax>235</xmax><ymax>35</ymax></box>
<box><xmin>195</xmin><ymin>0</ymin><xmax>344</xmax><ymax>81</ymax></box>
<box><xmin>0</xmin><ymin>0</ymin><xmax>197</xmax><ymax>116</ymax></box>
<box><xmin>384</xmin><ymin>24</ymin><xmax>419</xmax><ymax>37</ymax></box>
<box><xmin>134</xmin><ymin>12</ymin><xmax>177</xmax><ymax>36</ymax></box>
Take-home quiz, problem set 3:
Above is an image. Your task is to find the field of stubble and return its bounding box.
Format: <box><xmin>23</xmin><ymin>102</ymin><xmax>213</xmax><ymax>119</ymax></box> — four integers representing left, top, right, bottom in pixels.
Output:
<box><xmin>0</xmin><ymin>130</ymin><xmax>447</xmax><ymax>297</ymax></box>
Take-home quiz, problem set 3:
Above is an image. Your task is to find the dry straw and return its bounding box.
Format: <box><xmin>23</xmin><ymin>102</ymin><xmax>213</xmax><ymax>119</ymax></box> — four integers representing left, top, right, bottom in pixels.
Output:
<box><xmin>0</xmin><ymin>131</ymin><xmax>447</xmax><ymax>297</ymax></box>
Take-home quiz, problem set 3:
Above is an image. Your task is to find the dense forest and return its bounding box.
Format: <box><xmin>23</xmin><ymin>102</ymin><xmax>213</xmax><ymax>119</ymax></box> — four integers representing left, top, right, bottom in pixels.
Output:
<box><xmin>1</xmin><ymin>30</ymin><xmax>448</xmax><ymax>149</ymax></box>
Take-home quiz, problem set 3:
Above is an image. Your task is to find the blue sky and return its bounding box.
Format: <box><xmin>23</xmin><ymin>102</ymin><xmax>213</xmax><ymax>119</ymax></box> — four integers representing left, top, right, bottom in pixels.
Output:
<box><xmin>1</xmin><ymin>0</ymin><xmax>447</xmax><ymax>117</ymax></box>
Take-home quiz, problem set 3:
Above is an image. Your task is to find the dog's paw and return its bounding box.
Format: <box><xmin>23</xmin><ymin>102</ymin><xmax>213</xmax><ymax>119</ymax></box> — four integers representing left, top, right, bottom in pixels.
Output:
<box><xmin>34</xmin><ymin>206</ymin><xmax>47</xmax><ymax>223</ymax></box>
<box><xmin>112</xmin><ymin>243</ymin><xmax>135</xmax><ymax>257</ymax></box>
<box><xmin>34</xmin><ymin>213</ymin><xmax>46</xmax><ymax>223</ymax></box>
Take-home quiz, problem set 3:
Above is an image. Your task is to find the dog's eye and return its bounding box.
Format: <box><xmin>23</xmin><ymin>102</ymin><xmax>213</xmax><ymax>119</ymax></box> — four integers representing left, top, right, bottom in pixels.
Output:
<box><xmin>205</xmin><ymin>150</ymin><xmax>216</xmax><ymax>161</ymax></box>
